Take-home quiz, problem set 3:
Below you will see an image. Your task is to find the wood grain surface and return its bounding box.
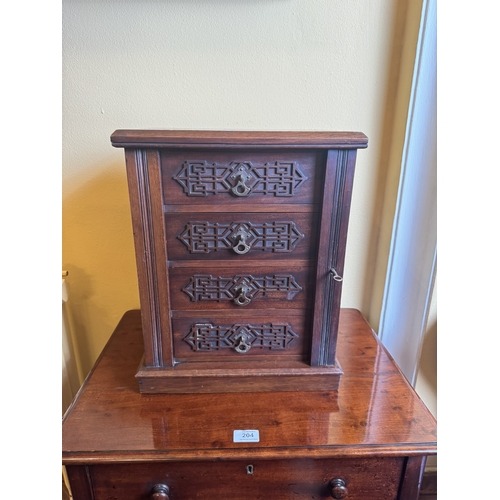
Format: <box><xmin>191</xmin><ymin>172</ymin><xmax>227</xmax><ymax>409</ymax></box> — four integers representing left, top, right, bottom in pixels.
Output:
<box><xmin>110</xmin><ymin>130</ymin><xmax>369</xmax><ymax>149</ymax></box>
<box><xmin>62</xmin><ymin>309</ymin><xmax>437</xmax><ymax>464</ymax></box>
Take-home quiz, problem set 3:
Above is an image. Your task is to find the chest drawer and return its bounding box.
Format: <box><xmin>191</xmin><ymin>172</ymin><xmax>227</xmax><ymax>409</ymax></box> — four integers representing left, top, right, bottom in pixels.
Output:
<box><xmin>169</xmin><ymin>265</ymin><xmax>314</xmax><ymax>310</ymax></box>
<box><xmin>85</xmin><ymin>457</ymin><xmax>404</xmax><ymax>500</ymax></box>
<box><xmin>161</xmin><ymin>148</ymin><xmax>325</xmax><ymax>205</ymax></box>
<box><xmin>165</xmin><ymin>212</ymin><xmax>318</xmax><ymax>261</ymax></box>
<box><xmin>172</xmin><ymin>311</ymin><xmax>311</xmax><ymax>362</ymax></box>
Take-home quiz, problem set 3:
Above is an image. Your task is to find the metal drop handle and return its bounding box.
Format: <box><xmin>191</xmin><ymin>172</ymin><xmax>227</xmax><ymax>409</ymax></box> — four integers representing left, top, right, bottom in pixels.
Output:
<box><xmin>233</xmin><ymin>284</ymin><xmax>251</xmax><ymax>306</ymax></box>
<box><xmin>232</xmin><ymin>228</ymin><xmax>252</xmax><ymax>254</ymax></box>
<box><xmin>234</xmin><ymin>331</ymin><xmax>252</xmax><ymax>353</ymax></box>
<box><xmin>230</xmin><ymin>166</ymin><xmax>252</xmax><ymax>196</ymax></box>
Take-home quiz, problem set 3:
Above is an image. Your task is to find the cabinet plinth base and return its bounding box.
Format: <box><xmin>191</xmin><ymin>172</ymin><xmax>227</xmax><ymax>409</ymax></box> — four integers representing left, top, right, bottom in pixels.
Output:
<box><xmin>136</xmin><ymin>360</ymin><xmax>343</xmax><ymax>394</ymax></box>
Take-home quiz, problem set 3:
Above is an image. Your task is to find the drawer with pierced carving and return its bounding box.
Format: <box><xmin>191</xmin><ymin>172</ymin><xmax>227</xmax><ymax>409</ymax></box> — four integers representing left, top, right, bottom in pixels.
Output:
<box><xmin>168</xmin><ymin>265</ymin><xmax>314</xmax><ymax>310</ymax></box>
<box><xmin>111</xmin><ymin>130</ymin><xmax>368</xmax><ymax>393</ymax></box>
<box><xmin>161</xmin><ymin>149</ymin><xmax>324</xmax><ymax>205</ymax></box>
<box><xmin>172</xmin><ymin>312</ymin><xmax>311</xmax><ymax>361</ymax></box>
<box><xmin>165</xmin><ymin>212</ymin><xmax>317</xmax><ymax>261</ymax></box>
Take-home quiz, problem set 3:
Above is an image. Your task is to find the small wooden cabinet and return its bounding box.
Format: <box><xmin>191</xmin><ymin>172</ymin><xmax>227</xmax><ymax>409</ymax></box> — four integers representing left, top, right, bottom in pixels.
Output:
<box><xmin>110</xmin><ymin>130</ymin><xmax>368</xmax><ymax>393</ymax></box>
<box><xmin>62</xmin><ymin>309</ymin><xmax>437</xmax><ymax>500</ymax></box>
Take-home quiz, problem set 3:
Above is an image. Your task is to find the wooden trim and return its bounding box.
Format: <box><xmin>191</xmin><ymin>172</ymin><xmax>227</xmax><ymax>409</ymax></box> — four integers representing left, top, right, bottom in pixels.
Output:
<box><xmin>124</xmin><ymin>149</ymin><xmax>173</xmax><ymax>367</ymax></box>
<box><xmin>111</xmin><ymin>130</ymin><xmax>369</xmax><ymax>149</ymax></box>
<box><xmin>311</xmin><ymin>150</ymin><xmax>357</xmax><ymax>366</ymax></box>
<box><xmin>125</xmin><ymin>149</ymin><xmax>158</xmax><ymax>366</ymax></box>
<box><xmin>65</xmin><ymin>466</ymin><xmax>94</xmax><ymax>500</ymax></box>
<box><xmin>63</xmin><ymin>444</ymin><xmax>436</xmax><ymax>465</ymax></box>
<box><xmin>136</xmin><ymin>361</ymin><xmax>342</xmax><ymax>393</ymax></box>
<box><xmin>146</xmin><ymin>150</ymin><xmax>174</xmax><ymax>367</ymax></box>
<box><xmin>398</xmin><ymin>456</ymin><xmax>426</xmax><ymax>500</ymax></box>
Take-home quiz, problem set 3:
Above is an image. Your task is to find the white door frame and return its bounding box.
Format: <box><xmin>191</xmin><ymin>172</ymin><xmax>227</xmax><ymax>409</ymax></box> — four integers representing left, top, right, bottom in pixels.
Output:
<box><xmin>378</xmin><ymin>0</ymin><xmax>437</xmax><ymax>386</ymax></box>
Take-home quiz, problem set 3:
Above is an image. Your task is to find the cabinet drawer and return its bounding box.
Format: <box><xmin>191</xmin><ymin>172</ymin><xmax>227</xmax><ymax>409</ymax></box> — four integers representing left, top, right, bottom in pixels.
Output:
<box><xmin>165</xmin><ymin>212</ymin><xmax>318</xmax><ymax>261</ymax></box>
<box><xmin>160</xmin><ymin>148</ymin><xmax>325</xmax><ymax>205</ymax></box>
<box><xmin>172</xmin><ymin>312</ymin><xmax>311</xmax><ymax>361</ymax></box>
<box><xmin>89</xmin><ymin>457</ymin><xmax>404</xmax><ymax>500</ymax></box>
<box><xmin>169</xmin><ymin>265</ymin><xmax>315</xmax><ymax>310</ymax></box>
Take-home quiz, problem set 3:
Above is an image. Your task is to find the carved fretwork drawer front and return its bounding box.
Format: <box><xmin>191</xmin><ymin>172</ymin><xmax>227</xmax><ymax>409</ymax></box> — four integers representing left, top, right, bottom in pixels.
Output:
<box><xmin>111</xmin><ymin>130</ymin><xmax>368</xmax><ymax>393</ymax></box>
<box><xmin>169</xmin><ymin>265</ymin><xmax>315</xmax><ymax>310</ymax></box>
<box><xmin>172</xmin><ymin>311</ymin><xmax>311</xmax><ymax>362</ymax></box>
<box><xmin>165</xmin><ymin>212</ymin><xmax>317</xmax><ymax>261</ymax></box>
<box><xmin>161</xmin><ymin>149</ymin><xmax>324</xmax><ymax>205</ymax></box>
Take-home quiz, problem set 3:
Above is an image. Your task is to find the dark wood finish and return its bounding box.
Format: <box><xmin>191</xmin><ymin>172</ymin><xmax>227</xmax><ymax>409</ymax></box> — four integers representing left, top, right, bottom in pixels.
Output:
<box><xmin>329</xmin><ymin>478</ymin><xmax>349</xmax><ymax>499</ymax></box>
<box><xmin>62</xmin><ymin>309</ymin><xmax>436</xmax><ymax>499</ymax></box>
<box><xmin>113</xmin><ymin>130</ymin><xmax>368</xmax><ymax>393</ymax></box>
<box><xmin>111</xmin><ymin>130</ymin><xmax>369</xmax><ymax>149</ymax></box>
<box><xmin>164</xmin><ymin>211</ymin><xmax>317</xmax><ymax>261</ymax></box>
<box><xmin>136</xmin><ymin>361</ymin><xmax>342</xmax><ymax>393</ymax></box>
<box><xmin>160</xmin><ymin>149</ymin><xmax>324</xmax><ymax>205</ymax></box>
<box><xmin>65</xmin><ymin>466</ymin><xmax>93</xmax><ymax>500</ymax></box>
<box><xmin>172</xmin><ymin>312</ymin><xmax>310</xmax><ymax>361</ymax></box>
<box><xmin>398</xmin><ymin>456</ymin><xmax>427</xmax><ymax>500</ymax></box>
<box><xmin>88</xmin><ymin>458</ymin><xmax>403</xmax><ymax>500</ymax></box>
<box><xmin>124</xmin><ymin>149</ymin><xmax>174</xmax><ymax>368</ymax></box>
<box><xmin>168</xmin><ymin>265</ymin><xmax>314</xmax><ymax>310</ymax></box>
<box><xmin>311</xmin><ymin>149</ymin><xmax>358</xmax><ymax>366</ymax></box>
<box><xmin>150</xmin><ymin>484</ymin><xmax>170</xmax><ymax>500</ymax></box>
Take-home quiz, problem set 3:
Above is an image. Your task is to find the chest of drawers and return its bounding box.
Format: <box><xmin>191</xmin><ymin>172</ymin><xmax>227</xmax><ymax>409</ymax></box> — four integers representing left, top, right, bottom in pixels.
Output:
<box><xmin>110</xmin><ymin>131</ymin><xmax>368</xmax><ymax>393</ymax></box>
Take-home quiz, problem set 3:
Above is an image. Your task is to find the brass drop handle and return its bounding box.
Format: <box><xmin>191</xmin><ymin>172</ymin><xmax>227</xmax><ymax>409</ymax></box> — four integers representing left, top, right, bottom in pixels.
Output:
<box><xmin>232</xmin><ymin>228</ymin><xmax>252</xmax><ymax>255</ymax></box>
<box><xmin>233</xmin><ymin>283</ymin><xmax>251</xmax><ymax>306</ymax></box>
<box><xmin>329</xmin><ymin>479</ymin><xmax>348</xmax><ymax>499</ymax></box>
<box><xmin>234</xmin><ymin>331</ymin><xmax>252</xmax><ymax>353</ymax></box>
<box><xmin>230</xmin><ymin>165</ymin><xmax>252</xmax><ymax>196</ymax></box>
<box><xmin>151</xmin><ymin>484</ymin><xmax>170</xmax><ymax>500</ymax></box>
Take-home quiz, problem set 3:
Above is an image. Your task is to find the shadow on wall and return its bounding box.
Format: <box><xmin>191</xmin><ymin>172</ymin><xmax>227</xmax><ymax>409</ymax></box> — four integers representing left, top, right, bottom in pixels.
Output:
<box><xmin>63</xmin><ymin>163</ymin><xmax>140</xmax><ymax>377</ymax></box>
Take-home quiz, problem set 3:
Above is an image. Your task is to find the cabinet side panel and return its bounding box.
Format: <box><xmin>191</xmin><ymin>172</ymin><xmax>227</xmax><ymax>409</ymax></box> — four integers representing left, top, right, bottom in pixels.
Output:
<box><xmin>146</xmin><ymin>150</ymin><xmax>174</xmax><ymax>366</ymax></box>
<box><xmin>311</xmin><ymin>150</ymin><xmax>357</xmax><ymax>366</ymax></box>
<box><xmin>124</xmin><ymin>149</ymin><xmax>173</xmax><ymax>367</ymax></box>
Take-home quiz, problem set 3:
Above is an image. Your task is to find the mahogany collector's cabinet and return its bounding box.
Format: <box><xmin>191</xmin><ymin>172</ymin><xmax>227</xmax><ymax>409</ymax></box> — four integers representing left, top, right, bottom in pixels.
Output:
<box><xmin>110</xmin><ymin>130</ymin><xmax>368</xmax><ymax>393</ymax></box>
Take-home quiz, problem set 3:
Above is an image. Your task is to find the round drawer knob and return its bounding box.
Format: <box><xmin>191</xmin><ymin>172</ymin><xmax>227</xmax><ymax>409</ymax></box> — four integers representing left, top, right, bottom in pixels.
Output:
<box><xmin>329</xmin><ymin>478</ymin><xmax>348</xmax><ymax>499</ymax></box>
<box><xmin>151</xmin><ymin>484</ymin><xmax>170</xmax><ymax>500</ymax></box>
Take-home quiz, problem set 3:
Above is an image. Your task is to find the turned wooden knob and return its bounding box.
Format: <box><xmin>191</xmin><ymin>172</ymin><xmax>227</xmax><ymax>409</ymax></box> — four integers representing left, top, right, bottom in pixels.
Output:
<box><xmin>151</xmin><ymin>484</ymin><xmax>170</xmax><ymax>500</ymax></box>
<box><xmin>329</xmin><ymin>478</ymin><xmax>348</xmax><ymax>499</ymax></box>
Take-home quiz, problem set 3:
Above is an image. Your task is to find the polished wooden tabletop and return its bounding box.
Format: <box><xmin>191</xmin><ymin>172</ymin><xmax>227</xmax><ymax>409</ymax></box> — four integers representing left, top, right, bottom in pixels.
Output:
<box><xmin>62</xmin><ymin>309</ymin><xmax>436</xmax><ymax>464</ymax></box>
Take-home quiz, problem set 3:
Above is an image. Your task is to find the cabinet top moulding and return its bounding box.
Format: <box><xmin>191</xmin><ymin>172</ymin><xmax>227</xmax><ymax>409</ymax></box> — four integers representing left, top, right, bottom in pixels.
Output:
<box><xmin>110</xmin><ymin>130</ymin><xmax>369</xmax><ymax>149</ymax></box>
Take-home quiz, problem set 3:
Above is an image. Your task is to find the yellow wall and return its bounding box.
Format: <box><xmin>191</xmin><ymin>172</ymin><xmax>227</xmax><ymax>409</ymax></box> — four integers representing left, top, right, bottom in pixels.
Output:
<box><xmin>63</xmin><ymin>0</ymin><xmax>425</xmax><ymax>381</ymax></box>
<box><xmin>415</xmin><ymin>273</ymin><xmax>437</xmax><ymax>468</ymax></box>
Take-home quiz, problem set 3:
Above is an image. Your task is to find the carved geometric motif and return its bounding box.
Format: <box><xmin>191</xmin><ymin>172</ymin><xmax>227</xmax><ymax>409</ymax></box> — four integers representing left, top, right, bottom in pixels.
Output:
<box><xmin>173</xmin><ymin>161</ymin><xmax>308</xmax><ymax>197</ymax></box>
<box><xmin>182</xmin><ymin>323</ymin><xmax>299</xmax><ymax>351</ymax></box>
<box><xmin>177</xmin><ymin>221</ymin><xmax>305</xmax><ymax>254</ymax></box>
<box><xmin>182</xmin><ymin>274</ymin><xmax>302</xmax><ymax>303</ymax></box>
